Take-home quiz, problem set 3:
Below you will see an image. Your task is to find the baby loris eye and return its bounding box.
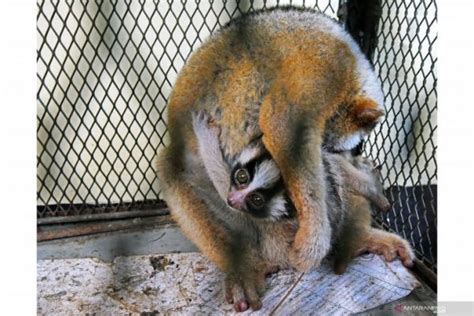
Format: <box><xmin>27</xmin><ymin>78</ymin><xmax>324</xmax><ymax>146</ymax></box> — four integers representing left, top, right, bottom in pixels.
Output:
<box><xmin>234</xmin><ymin>168</ymin><xmax>250</xmax><ymax>185</ymax></box>
<box><xmin>247</xmin><ymin>192</ymin><xmax>265</xmax><ymax>209</ymax></box>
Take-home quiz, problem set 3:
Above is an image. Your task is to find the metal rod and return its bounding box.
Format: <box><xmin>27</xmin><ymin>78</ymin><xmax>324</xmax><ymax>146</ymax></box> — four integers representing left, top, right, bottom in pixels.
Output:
<box><xmin>37</xmin><ymin>215</ymin><xmax>174</xmax><ymax>242</ymax></box>
<box><xmin>37</xmin><ymin>208</ymin><xmax>170</xmax><ymax>225</ymax></box>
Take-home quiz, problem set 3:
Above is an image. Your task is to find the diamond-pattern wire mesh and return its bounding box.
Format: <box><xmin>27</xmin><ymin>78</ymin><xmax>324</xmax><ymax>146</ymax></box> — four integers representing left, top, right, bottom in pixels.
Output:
<box><xmin>37</xmin><ymin>1</ymin><xmax>436</xmax><ymax>271</ymax></box>
<box><xmin>36</xmin><ymin>0</ymin><xmax>339</xmax><ymax>217</ymax></box>
<box><xmin>364</xmin><ymin>0</ymin><xmax>437</xmax><ymax>272</ymax></box>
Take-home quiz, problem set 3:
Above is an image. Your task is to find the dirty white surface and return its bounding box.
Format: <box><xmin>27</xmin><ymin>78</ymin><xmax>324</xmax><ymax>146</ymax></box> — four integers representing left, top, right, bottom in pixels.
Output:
<box><xmin>37</xmin><ymin>252</ymin><xmax>420</xmax><ymax>315</ymax></box>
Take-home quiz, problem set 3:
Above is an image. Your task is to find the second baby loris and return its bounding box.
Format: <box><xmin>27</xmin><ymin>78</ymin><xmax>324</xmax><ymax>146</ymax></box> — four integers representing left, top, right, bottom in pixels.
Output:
<box><xmin>192</xmin><ymin>111</ymin><xmax>414</xmax><ymax>275</ymax></box>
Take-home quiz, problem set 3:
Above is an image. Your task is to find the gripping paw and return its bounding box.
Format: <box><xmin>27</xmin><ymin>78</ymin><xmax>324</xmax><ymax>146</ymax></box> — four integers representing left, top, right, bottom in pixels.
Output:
<box><xmin>364</xmin><ymin>229</ymin><xmax>415</xmax><ymax>268</ymax></box>
<box><xmin>224</xmin><ymin>272</ymin><xmax>266</xmax><ymax>312</ymax></box>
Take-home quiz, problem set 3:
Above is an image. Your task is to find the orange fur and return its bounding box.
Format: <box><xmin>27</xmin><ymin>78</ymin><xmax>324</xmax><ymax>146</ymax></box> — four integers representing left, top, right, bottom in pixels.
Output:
<box><xmin>156</xmin><ymin>8</ymin><xmax>386</xmax><ymax>310</ymax></box>
<box><xmin>351</xmin><ymin>96</ymin><xmax>385</xmax><ymax>127</ymax></box>
<box><xmin>333</xmin><ymin>194</ymin><xmax>414</xmax><ymax>274</ymax></box>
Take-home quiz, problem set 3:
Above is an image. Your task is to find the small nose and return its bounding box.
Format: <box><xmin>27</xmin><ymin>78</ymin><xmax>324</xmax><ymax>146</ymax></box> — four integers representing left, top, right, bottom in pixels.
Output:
<box><xmin>227</xmin><ymin>191</ymin><xmax>244</xmax><ymax>209</ymax></box>
<box><xmin>227</xmin><ymin>196</ymin><xmax>239</xmax><ymax>208</ymax></box>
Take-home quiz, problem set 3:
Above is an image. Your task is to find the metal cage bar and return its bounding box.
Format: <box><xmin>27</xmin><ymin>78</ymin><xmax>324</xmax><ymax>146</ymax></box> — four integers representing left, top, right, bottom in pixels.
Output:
<box><xmin>37</xmin><ymin>0</ymin><xmax>437</xmax><ymax>273</ymax></box>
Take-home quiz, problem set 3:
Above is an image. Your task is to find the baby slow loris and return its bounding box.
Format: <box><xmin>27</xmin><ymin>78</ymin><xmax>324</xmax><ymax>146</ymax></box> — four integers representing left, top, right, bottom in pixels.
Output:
<box><xmin>192</xmin><ymin>110</ymin><xmax>414</xmax><ymax>275</ymax></box>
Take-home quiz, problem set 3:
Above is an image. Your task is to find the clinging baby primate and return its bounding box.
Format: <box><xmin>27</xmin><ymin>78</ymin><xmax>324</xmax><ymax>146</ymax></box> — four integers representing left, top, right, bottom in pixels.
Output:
<box><xmin>191</xmin><ymin>110</ymin><xmax>414</xmax><ymax>310</ymax></box>
<box><xmin>192</xmin><ymin>111</ymin><xmax>390</xmax><ymax>221</ymax></box>
<box><xmin>156</xmin><ymin>7</ymin><xmax>385</xmax><ymax>312</ymax></box>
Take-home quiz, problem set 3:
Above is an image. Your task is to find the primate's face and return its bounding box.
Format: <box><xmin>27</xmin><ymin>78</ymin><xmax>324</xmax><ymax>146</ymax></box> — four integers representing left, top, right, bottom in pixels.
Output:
<box><xmin>228</xmin><ymin>166</ymin><xmax>269</xmax><ymax>215</ymax></box>
<box><xmin>226</xmin><ymin>147</ymin><xmax>288</xmax><ymax>220</ymax></box>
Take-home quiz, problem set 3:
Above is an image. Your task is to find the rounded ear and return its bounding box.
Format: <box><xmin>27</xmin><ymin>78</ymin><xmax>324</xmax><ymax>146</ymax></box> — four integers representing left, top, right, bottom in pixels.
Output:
<box><xmin>351</xmin><ymin>96</ymin><xmax>385</xmax><ymax>129</ymax></box>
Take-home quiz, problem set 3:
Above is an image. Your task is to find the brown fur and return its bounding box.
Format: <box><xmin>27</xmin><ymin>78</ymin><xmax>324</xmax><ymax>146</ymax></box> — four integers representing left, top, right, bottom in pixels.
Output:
<box><xmin>178</xmin><ymin>109</ymin><xmax>410</xmax><ymax>312</ymax></box>
<box><xmin>333</xmin><ymin>193</ymin><xmax>414</xmax><ymax>274</ymax></box>
<box><xmin>327</xmin><ymin>152</ymin><xmax>391</xmax><ymax>212</ymax></box>
<box><xmin>156</xmin><ymin>8</ymin><xmax>385</xmax><ymax>312</ymax></box>
<box><xmin>325</xmin><ymin>96</ymin><xmax>385</xmax><ymax>146</ymax></box>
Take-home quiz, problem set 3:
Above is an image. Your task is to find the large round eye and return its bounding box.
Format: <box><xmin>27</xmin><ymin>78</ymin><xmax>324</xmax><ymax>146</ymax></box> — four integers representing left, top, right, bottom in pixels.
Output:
<box><xmin>247</xmin><ymin>192</ymin><xmax>265</xmax><ymax>209</ymax></box>
<box><xmin>234</xmin><ymin>168</ymin><xmax>250</xmax><ymax>185</ymax></box>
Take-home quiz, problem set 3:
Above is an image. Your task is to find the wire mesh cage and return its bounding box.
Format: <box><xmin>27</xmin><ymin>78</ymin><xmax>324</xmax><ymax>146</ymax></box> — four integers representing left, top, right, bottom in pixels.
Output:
<box><xmin>37</xmin><ymin>0</ymin><xmax>437</xmax><ymax>274</ymax></box>
<box><xmin>364</xmin><ymin>0</ymin><xmax>437</xmax><ymax>273</ymax></box>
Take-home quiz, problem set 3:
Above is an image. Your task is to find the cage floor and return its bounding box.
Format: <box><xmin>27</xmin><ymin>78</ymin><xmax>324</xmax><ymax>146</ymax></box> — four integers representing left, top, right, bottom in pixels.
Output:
<box><xmin>37</xmin><ymin>223</ymin><xmax>435</xmax><ymax>315</ymax></box>
<box><xmin>38</xmin><ymin>253</ymin><xmax>424</xmax><ymax>315</ymax></box>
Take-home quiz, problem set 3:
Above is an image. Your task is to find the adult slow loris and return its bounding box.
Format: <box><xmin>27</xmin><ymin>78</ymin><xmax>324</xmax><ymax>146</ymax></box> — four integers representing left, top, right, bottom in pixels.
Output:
<box><xmin>191</xmin><ymin>110</ymin><xmax>413</xmax><ymax>311</ymax></box>
<box><xmin>156</xmin><ymin>7</ymin><xmax>384</xmax><ymax>311</ymax></box>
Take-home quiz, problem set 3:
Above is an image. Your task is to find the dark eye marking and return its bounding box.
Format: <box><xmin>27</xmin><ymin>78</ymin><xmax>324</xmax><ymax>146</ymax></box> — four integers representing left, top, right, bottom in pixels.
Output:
<box><xmin>246</xmin><ymin>192</ymin><xmax>265</xmax><ymax>209</ymax></box>
<box><xmin>234</xmin><ymin>168</ymin><xmax>250</xmax><ymax>185</ymax></box>
<box><xmin>231</xmin><ymin>151</ymin><xmax>272</xmax><ymax>185</ymax></box>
